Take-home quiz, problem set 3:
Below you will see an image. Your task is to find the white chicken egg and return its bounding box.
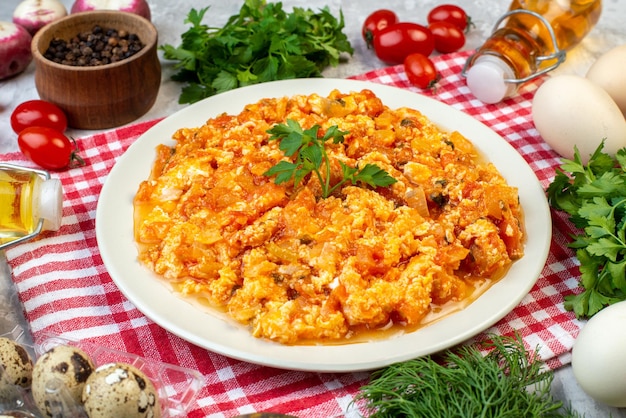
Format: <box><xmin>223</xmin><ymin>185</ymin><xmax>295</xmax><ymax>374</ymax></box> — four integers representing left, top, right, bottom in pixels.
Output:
<box><xmin>532</xmin><ymin>74</ymin><xmax>626</xmax><ymax>164</ymax></box>
<box><xmin>587</xmin><ymin>44</ymin><xmax>626</xmax><ymax>119</ymax></box>
<box><xmin>571</xmin><ymin>301</ymin><xmax>626</xmax><ymax>407</ymax></box>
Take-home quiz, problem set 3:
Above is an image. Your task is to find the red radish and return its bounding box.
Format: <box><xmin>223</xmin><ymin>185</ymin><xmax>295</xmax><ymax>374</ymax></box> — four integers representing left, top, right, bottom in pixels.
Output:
<box><xmin>70</xmin><ymin>0</ymin><xmax>151</xmax><ymax>21</ymax></box>
<box><xmin>12</xmin><ymin>0</ymin><xmax>68</xmax><ymax>35</ymax></box>
<box><xmin>0</xmin><ymin>21</ymin><xmax>32</xmax><ymax>80</ymax></box>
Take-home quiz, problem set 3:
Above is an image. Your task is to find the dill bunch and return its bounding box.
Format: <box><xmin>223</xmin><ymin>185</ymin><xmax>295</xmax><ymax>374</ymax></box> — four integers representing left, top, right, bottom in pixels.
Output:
<box><xmin>354</xmin><ymin>335</ymin><xmax>578</xmax><ymax>418</ymax></box>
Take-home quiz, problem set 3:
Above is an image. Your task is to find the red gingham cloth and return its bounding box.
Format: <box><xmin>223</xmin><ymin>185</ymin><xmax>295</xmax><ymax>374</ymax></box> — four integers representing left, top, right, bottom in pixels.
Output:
<box><xmin>3</xmin><ymin>50</ymin><xmax>584</xmax><ymax>417</ymax></box>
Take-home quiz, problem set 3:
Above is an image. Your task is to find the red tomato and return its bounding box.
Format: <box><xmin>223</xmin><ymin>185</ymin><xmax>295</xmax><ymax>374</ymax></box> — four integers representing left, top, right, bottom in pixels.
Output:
<box><xmin>404</xmin><ymin>53</ymin><xmax>439</xmax><ymax>89</ymax></box>
<box><xmin>362</xmin><ymin>9</ymin><xmax>398</xmax><ymax>45</ymax></box>
<box><xmin>10</xmin><ymin>100</ymin><xmax>68</xmax><ymax>135</ymax></box>
<box><xmin>17</xmin><ymin>126</ymin><xmax>82</xmax><ymax>170</ymax></box>
<box><xmin>373</xmin><ymin>22</ymin><xmax>434</xmax><ymax>65</ymax></box>
<box><xmin>429</xmin><ymin>21</ymin><xmax>466</xmax><ymax>53</ymax></box>
<box><xmin>427</xmin><ymin>4</ymin><xmax>472</xmax><ymax>32</ymax></box>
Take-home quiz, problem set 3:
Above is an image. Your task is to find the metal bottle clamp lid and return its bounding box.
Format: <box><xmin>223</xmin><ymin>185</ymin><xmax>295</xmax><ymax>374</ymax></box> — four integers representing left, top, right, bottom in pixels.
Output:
<box><xmin>462</xmin><ymin>9</ymin><xmax>567</xmax><ymax>84</ymax></box>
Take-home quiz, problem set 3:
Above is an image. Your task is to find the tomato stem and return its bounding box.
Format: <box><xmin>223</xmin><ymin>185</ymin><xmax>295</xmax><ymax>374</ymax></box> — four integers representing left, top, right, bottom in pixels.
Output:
<box><xmin>465</xmin><ymin>16</ymin><xmax>476</xmax><ymax>33</ymax></box>
<box><xmin>69</xmin><ymin>136</ymin><xmax>86</xmax><ymax>168</ymax></box>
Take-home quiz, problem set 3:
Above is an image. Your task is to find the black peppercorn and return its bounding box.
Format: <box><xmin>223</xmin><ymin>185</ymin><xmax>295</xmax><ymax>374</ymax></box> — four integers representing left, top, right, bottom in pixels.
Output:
<box><xmin>43</xmin><ymin>25</ymin><xmax>144</xmax><ymax>66</ymax></box>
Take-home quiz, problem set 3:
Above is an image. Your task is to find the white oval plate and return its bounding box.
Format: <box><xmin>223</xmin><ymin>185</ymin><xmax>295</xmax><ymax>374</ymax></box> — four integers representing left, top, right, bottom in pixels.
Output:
<box><xmin>96</xmin><ymin>78</ymin><xmax>551</xmax><ymax>372</ymax></box>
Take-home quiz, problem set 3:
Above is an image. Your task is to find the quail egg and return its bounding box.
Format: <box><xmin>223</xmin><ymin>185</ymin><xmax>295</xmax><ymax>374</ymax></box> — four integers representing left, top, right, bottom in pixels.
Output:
<box><xmin>31</xmin><ymin>344</ymin><xmax>95</xmax><ymax>417</ymax></box>
<box><xmin>0</xmin><ymin>337</ymin><xmax>33</xmax><ymax>396</ymax></box>
<box><xmin>82</xmin><ymin>362</ymin><xmax>161</xmax><ymax>418</ymax></box>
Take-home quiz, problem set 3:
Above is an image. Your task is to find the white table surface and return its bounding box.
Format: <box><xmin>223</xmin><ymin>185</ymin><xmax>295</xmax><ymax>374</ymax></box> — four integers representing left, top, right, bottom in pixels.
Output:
<box><xmin>1</xmin><ymin>0</ymin><xmax>625</xmax><ymax>416</ymax></box>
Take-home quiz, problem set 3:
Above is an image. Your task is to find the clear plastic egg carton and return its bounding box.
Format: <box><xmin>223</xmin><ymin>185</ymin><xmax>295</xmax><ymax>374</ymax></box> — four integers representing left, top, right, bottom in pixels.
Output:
<box><xmin>0</xmin><ymin>327</ymin><xmax>204</xmax><ymax>417</ymax></box>
<box><xmin>0</xmin><ymin>253</ymin><xmax>204</xmax><ymax>417</ymax></box>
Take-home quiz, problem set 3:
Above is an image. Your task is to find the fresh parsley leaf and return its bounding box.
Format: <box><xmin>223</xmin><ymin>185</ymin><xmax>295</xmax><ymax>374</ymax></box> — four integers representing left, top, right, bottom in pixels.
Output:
<box><xmin>159</xmin><ymin>44</ymin><xmax>197</xmax><ymax>71</ymax></box>
<box><xmin>616</xmin><ymin>148</ymin><xmax>626</xmax><ymax>169</ymax></box>
<box><xmin>548</xmin><ymin>140</ymin><xmax>626</xmax><ymax>318</ymax></box>
<box><xmin>264</xmin><ymin>160</ymin><xmax>299</xmax><ymax>184</ymax></box>
<box><xmin>264</xmin><ymin>120</ymin><xmax>396</xmax><ymax>198</ymax></box>
<box><xmin>351</xmin><ymin>163</ymin><xmax>398</xmax><ymax>188</ymax></box>
<box><xmin>160</xmin><ymin>0</ymin><xmax>353</xmax><ymax>104</ymax></box>
<box><xmin>607</xmin><ymin>260</ymin><xmax>626</xmax><ymax>290</ymax></box>
<box><xmin>578</xmin><ymin>171</ymin><xmax>626</xmax><ymax>197</ymax></box>
<box><xmin>212</xmin><ymin>71</ymin><xmax>238</xmax><ymax>93</ymax></box>
<box><xmin>299</xmin><ymin>141</ymin><xmax>324</xmax><ymax>172</ymax></box>
<box><xmin>178</xmin><ymin>83</ymin><xmax>211</xmax><ymax>105</ymax></box>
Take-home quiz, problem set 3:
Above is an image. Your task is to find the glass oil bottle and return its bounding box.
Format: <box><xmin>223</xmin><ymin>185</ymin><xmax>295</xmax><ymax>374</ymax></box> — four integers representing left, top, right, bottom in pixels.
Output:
<box><xmin>0</xmin><ymin>163</ymin><xmax>62</xmax><ymax>250</ymax></box>
<box><xmin>463</xmin><ymin>0</ymin><xmax>602</xmax><ymax>103</ymax></box>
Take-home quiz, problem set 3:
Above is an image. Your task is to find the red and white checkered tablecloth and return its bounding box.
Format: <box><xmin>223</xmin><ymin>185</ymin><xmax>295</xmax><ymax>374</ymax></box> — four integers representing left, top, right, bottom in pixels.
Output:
<box><xmin>3</xmin><ymin>50</ymin><xmax>585</xmax><ymax>417</ymax></box>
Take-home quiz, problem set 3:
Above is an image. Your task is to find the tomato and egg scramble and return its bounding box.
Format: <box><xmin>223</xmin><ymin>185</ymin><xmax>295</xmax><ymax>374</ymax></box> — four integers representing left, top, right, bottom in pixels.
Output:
<box><xmin>133</xmin><ymin>89</ymin><xmax>524</xmax><ymax>344</ymax></box>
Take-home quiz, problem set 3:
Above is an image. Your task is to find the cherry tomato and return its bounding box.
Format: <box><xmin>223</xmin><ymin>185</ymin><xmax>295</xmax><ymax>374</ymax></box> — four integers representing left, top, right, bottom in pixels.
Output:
<box><xmin>373</xmin><ymin>22</ymin><xmax>434</xmax><ymax>65</ymax></box>
<box><xmin>10</xmin><ymin>100</ymin><xmax>68</xmax><ymax>135</ymax></box>
<box><xmin>362</xmin><ymin>9</ymin><xmax>398</xmax><ymax>45</ymax></box>
<box><xmin>404</xmin><ymin>53</ymin><xmax>439</xmax><ymax>89</ymax></box>
<box><xmin>427</xmin><ymin>4</ymin><xmax>472</xmax><ymax>32</ymax></box>
<box><xmin>429</xmin><ymin>21</ymin><xmax>466</xmax><ymax>53</ymax></box>
<box><xmin>17</xmin><ymin>126</ymin><xmax>82</xmax><ymax>170</ymax></box>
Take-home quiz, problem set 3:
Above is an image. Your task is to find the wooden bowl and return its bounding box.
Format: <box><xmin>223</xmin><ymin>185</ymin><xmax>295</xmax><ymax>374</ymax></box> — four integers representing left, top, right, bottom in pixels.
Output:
<box><xmin>31</xmin><ymin>11</ymin><xmax>161</xmax><ymax>129</ymax></box>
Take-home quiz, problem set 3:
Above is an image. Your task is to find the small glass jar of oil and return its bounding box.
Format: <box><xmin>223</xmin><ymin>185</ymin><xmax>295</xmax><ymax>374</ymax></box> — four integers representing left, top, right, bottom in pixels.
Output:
<box><xmin>0</xmin><ymin>163</ymin><xmax>62</xmax><ymax>250</ymax></box>
<box><xmin>463</xmin><ymin>0</ymin><xmax>602</xmax><ymax>103</ymax></box>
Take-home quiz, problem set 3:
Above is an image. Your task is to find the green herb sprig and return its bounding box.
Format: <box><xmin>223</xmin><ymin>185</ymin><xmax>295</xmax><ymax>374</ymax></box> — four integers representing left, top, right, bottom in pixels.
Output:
<box><xmin>160</xmin><ymin>0</ymin><xmax>353</xmax><ymax>104</ymax></box>
<box><xmin>263</xmin><ymin>119</ymin><xmax>396</xmax><ymax>198</ymax></box>
<box><xmin>547</xmin><ymin>141</ymin><xmax>626</xmax><ymax>318</ymax></box>
<box><xmin>354</xmin><ymin>334</ymin><xmax>576</xmax><ymax>418</ymax></box>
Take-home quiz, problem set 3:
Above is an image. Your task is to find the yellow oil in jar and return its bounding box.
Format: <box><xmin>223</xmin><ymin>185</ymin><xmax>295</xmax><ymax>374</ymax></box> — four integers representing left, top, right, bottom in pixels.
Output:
<box><xmin>464</xmin><ymin>0</ymin><xmax>601</xmax><ymax>103</ymax></box>
<box><xmin>505</xmin><ymin>0</ymin><xmax>602</xmax><ymax>71</ymax></box>
<box><xmin>0</xmin><ymin>169</ymin><xmax>39</xmax><ymax>244</ymax></box>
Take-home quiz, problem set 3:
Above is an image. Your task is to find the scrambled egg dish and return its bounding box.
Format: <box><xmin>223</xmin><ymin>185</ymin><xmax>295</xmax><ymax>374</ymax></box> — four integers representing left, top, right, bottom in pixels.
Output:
<box><xmin>133</xmin><ymin>89</ymin><xmax>524</xmax><ymax>344</ymax></box>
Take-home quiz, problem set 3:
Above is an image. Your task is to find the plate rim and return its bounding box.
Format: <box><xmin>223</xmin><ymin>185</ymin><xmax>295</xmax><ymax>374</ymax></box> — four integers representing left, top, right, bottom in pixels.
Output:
<box><xmin>96</xmin><ymin>78</ymin><xmax>552</xmax><ymax>372</ymax></box>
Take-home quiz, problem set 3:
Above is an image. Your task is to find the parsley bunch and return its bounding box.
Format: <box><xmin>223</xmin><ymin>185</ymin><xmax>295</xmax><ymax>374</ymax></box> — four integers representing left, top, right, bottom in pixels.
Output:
<box><xmin>547</xmin><ymin>142</ymin><xmax>626</xmax><ymax>318</ymax></box>
<box><xmin>264</xmin><ymin>119</ymin><xmax>397</xmax><ymax>198</ymax></box>
<box><xmin>354</xmin><ymin>334</ymin><xmax>576</xmax><ymax>417</ymax></box>
<box><xmin>160</xmin><ymin>0</ymin><xmax>353</xmax><ymax>104</ymax></box>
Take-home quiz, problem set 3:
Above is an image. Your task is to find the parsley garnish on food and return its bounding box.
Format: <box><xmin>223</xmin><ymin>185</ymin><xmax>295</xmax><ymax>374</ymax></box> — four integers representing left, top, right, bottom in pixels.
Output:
<box><xmin>547</xmin><ymin>141</ymin><xmax>626</xmax><ymax>318</ymax></box>
<box><xmin>263</xmin><ymin>119</ymin><xmax>397</xmax><ymax>198</ymax></box>
<box><xmin>354</xmin><ymin>334</ymin><xmax>575</xmax><ymax>418</ymax></box>
<box><xmin>160</xmin><ymin>0</ymin><xmax>353</xmax><ymax>104</ymax></box>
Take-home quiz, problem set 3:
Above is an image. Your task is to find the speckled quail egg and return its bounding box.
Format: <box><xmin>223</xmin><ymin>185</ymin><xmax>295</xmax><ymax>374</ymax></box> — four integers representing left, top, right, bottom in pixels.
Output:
<box><xmin>0</xmin><ymin>337</ymin><xmax>33</xmax><ymax>395</ymax></box>
<box><xmin>82</xmin><ymin>362</ymin><xmax>161</xmax><ymax>418</ymax></box>
<box><xmin>0</xmin><ymin>412</ymin><xmax>38</xmax><ymax>417</ymax></box>
<box><xmin>31</xmin><ymin>344</ymin><xmax>95</xmax><ymax>417</ymax></box>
